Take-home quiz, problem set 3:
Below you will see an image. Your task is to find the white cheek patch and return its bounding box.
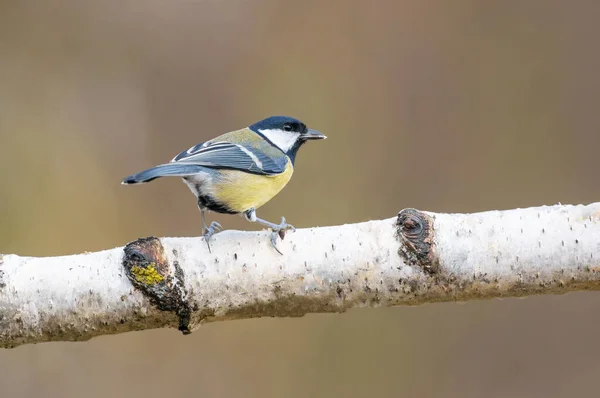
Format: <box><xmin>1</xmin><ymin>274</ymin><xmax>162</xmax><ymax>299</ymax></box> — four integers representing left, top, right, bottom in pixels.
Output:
<box><xmin>259</xmin><ymin>129</ymin><xmax>299</xmax><ymax>152</ymax></box>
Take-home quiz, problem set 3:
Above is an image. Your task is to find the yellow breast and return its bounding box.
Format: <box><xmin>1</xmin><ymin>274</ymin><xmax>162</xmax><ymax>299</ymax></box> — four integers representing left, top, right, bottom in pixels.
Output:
<box><xmin>211</xmin><ymin>160</ymin><xmax>294</xmax><ymax>213</ymax></box>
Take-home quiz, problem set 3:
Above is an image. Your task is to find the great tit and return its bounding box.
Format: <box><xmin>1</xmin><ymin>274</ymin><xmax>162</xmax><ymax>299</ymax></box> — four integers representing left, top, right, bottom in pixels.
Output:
<box><xmin>122</xmin><ymin>116</ymin><xmax>326</xmax><ymax>253</ymax></box>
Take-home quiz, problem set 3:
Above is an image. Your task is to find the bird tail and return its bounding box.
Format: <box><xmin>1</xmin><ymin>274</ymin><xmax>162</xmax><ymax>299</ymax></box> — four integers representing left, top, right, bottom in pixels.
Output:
<box><xmin>121</xmin><ymin>163</ymin><xmax>206</xmax><ymax>185</ymax></box>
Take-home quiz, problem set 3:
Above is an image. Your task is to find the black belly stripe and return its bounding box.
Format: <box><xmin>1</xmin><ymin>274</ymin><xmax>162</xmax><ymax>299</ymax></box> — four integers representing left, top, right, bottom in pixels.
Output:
<box><xmin>189</xmin><ymin>179</ymin><xmax>239</xmax><ymax>215</ymax></box>
<box><xmin>197</xmin><ymin>194</ymin><xmax>238</xmax><ymax>215</ymax></box>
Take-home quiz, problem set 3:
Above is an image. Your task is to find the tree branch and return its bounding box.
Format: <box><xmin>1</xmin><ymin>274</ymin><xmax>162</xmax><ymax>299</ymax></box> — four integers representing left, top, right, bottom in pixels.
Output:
<box><xmin>2</xmin><ymin>202</ymin><xmax>600</xmax><ymax>348</ymax></box>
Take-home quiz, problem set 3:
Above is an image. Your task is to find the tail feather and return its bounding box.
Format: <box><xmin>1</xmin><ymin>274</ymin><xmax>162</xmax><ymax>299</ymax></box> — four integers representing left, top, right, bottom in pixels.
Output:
<box><xmin>121</xmin><ymin>163</ymin><xmax>206</xmax><ymax>185</ymax></box>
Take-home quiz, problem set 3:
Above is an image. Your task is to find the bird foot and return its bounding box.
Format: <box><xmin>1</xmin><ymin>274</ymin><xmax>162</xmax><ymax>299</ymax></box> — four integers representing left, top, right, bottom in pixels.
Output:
<box><xmin>269</xmin><ymin>217</ymin><xmax>295</xmax><ymax>255</ymax></box>
<box><xmin>203</xmin><ymin>221</ymin><xmax>222</xmax><ymax>253</ymax></box>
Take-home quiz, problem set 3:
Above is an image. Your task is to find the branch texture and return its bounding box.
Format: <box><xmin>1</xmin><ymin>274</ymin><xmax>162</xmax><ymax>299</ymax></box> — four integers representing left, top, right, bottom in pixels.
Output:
<box><xmin>2</xmin><ymin>202</ymin><xmax>600</xmax><ymax>348</ymax></box>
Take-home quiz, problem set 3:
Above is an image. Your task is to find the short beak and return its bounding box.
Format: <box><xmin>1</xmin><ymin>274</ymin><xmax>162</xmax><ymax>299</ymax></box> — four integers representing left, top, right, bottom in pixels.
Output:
<box><xmin>300</xmin><ymin>129</ymin><xmax>327</xmax><ymax>140</ymax></box>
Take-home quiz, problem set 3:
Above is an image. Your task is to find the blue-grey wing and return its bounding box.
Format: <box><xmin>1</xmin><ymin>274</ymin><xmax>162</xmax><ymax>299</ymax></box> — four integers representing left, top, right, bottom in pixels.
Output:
<box><xmin>171</xmin><ymin>141</ymin><xmax>287</xmax><ymax>175</ymax></box>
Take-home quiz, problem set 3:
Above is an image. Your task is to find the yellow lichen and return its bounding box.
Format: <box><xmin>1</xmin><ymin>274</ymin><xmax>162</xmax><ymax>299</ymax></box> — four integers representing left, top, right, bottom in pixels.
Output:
<box><xmin>130</xmin><ymin>263</ymin><xmax>164</xmax><ymax>285</ymax></box>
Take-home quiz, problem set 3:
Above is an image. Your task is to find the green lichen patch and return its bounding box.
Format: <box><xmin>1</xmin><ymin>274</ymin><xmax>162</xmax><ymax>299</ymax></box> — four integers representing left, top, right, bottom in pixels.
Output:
<box><xmin>130</xmin><ymin>263</ymin><xmax>164</xmax><ymax>285</ymax></box>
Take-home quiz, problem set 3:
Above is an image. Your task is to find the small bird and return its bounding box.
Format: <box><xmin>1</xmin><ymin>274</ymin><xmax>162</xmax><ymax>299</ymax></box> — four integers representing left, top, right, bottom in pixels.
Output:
<box><xmin>122</xmin><ymin>116</ymin><xmax>326</xmax><ymax>253</ymax></box>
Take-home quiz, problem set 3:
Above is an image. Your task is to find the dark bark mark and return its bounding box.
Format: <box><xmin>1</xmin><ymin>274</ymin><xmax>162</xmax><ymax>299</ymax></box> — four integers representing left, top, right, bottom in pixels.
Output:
<box><xmin>396</xmin><ymin>209</ymin><xmax>439</xmax><ymax>274</ymax></box>
<box><xmin>123</xmin><ymin>237</ymin><xmax>192</xmax><ymax>334</ymax></box>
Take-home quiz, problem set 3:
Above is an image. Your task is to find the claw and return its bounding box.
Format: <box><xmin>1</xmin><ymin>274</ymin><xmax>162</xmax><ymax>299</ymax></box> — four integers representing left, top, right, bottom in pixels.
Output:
<box><xmin>212</xmin><ymin>221</ymin><xmax>223</xmax><ymax>232</ymax></box>
<box><xmin>270</xmin><ymin>232</ymin><xmax>283</xmax><ymax>255</ymax></box>
<box><xmin>203</xmin><ymin>221</ymin><xmax>222</xmax><ymax>253</ymax></box>
<box><xmin>269</xmin><ymin>217</ymin><xmax>296</xmax><ymax>254</ymax></box>
<box><xmin>278</xmin><ymin>229</ymin><xmax>286</xmax><ymax>240</ymax></box>
<box><xmin>281</xmin><ymin>217</ymin><xmax>296</xmax><ymax>232</ymax></box>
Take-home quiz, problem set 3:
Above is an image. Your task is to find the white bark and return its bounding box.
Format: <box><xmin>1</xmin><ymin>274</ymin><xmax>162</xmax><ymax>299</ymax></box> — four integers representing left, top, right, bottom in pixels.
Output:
<box><xmin>2</xmin><ymin>202</ymin><xmax>600</xmax><ymax>348</ymax></box>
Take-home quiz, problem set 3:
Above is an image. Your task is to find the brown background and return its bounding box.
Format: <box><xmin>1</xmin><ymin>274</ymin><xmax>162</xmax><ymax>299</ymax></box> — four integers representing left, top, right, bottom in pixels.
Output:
<box><xmin>1</xmin><ymin>0</ymin><xmax>600</xmax><ymax>397</ymax></box>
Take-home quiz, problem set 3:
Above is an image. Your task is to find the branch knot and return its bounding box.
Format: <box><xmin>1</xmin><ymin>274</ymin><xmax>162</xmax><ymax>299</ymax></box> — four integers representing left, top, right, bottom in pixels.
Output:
<box><xmin>396</xmin><ymin>209</ymin><xmax>439</xmax><ymax>274</ymax></box>
<box><xmin>123</xmin><ymin>237</ymin><xmax>191</xmax><ymax>334</ymax></box>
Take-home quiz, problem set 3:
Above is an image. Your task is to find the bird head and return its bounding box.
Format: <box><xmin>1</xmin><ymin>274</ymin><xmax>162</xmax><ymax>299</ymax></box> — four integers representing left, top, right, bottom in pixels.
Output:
<box><xmin>250</xmin><ymin>116</ymin><xmax>326</xmax><ymax>161</ymax></box>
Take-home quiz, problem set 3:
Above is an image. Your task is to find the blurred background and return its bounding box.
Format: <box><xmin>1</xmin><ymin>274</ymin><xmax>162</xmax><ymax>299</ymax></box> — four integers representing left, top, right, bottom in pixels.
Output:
<box><xmin>1</xmin><ymin>0</ymin><xmax>600</xmax><ymax>397</ymax></box>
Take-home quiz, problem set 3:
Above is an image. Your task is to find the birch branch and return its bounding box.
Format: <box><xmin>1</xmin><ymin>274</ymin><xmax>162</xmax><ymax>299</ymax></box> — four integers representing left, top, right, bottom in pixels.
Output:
<box><xmin>2</xmin><ymin>202</ymin><xmax>600</xmax><ymax>348</ymax></box>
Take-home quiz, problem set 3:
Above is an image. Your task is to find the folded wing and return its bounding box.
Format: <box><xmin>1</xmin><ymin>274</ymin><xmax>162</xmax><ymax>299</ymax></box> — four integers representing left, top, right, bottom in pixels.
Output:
<box><xmin>171</xmin><ymin>141</ymin><xmax>287</xmax><ymax>175</ymax></box>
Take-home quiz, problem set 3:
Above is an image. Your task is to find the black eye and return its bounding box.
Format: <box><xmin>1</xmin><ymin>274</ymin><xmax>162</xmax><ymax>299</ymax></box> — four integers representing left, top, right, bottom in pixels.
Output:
<box><xmin>283</xmin><ymin>124</ymin><xmax>293</xmax><ymax>132</ymax></box>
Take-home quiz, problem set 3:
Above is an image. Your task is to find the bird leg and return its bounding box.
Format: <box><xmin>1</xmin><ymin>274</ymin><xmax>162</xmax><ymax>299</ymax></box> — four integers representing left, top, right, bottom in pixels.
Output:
<box><xmin>244</xmin><ymin>208</ymin><xmax>295</xmax><ymax>254</ymax></box>
<box><xmin>199</xmin><ymin>205</ymin><xmax>222</xmax><ymax>253</ymax></box>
